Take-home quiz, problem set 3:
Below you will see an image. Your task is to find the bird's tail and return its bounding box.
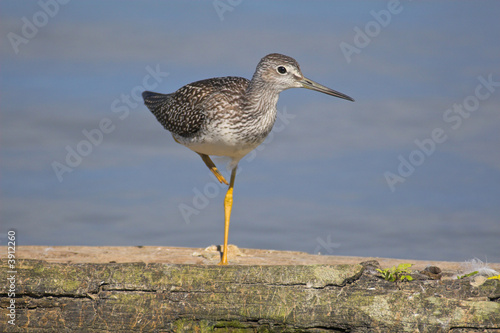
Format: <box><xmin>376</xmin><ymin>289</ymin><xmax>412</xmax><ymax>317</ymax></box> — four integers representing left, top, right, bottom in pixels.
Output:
<box><xmin>142</xmin><ymin>91</ymin><xmax>172</xmax><ymax>111</ymax></box>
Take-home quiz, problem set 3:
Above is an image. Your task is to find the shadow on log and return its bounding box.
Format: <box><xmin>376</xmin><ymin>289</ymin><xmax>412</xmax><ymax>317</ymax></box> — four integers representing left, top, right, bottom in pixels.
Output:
<box><xmin>1</xmin><ymin>247</ymin><xmax>499</xmax><ymax>332</ymax></box>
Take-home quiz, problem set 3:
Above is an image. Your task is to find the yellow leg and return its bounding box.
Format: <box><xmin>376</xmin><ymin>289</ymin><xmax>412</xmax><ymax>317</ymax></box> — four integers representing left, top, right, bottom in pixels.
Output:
<box><xmin>197</xmin><ymin>153</ymin><xmax>229</xmax><ymax>185</ymax></box>
<box><xmin>219</xmin><ymin>167</ymin><xmax>237</xmax><ymax>265</ymax></box>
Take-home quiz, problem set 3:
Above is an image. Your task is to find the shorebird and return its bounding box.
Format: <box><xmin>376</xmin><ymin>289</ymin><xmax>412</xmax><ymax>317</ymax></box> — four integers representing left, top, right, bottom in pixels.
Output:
<box><xmin>142</xmin><ymin>53</ymin><xmax>353</xmax><ymax>265</ymax></box>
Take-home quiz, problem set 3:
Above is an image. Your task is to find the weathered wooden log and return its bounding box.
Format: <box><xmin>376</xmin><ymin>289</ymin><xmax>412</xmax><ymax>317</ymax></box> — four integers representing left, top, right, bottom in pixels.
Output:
<box><xmin>1</xmin><ymin>246</ymin><xmax>499</xmax><ymax>332</ymax></box>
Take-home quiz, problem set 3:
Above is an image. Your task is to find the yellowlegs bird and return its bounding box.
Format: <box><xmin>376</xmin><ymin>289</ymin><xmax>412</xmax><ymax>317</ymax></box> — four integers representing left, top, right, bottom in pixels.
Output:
<box><xmin>142</xmin><ymin>53</ymin><xmax>353</xmax><ymax>265</ymax></box>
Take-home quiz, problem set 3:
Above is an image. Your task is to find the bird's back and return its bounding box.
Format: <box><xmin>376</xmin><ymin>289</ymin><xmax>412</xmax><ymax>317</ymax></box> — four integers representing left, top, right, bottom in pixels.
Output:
<box><xmin>143</xmin><ymin>77</ymin><xmax>249</xmax><ymax>138</ymax></box>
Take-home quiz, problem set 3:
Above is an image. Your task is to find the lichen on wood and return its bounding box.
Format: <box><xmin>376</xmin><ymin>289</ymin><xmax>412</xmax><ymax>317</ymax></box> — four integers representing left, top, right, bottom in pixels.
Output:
<box><xmin>1</xmin><ymin>254</ymin><xmax>499</xmax><ymax>332</ymax></box>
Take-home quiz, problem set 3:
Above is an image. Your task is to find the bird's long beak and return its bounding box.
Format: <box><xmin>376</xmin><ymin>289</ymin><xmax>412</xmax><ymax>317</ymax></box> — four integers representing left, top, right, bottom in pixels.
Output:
<box><xmin>301</xmin><ymin>77</ymin><xmax>354</xmax><ymax>102</ymax></box>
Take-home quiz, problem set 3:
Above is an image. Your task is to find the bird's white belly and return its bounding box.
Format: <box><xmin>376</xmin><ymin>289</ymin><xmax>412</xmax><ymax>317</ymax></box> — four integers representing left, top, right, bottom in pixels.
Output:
<box><xmin>188</xmin><ymin>141</ymin><xmax>256</xmax><ymax>159</ymax></box>
<box><xmin>174</xmin><ymin>130</ymin><xmax>263</xmax><ymax>160</ymax></box>
<box><xmin>172</xmin><ymin>107</ymin><xmax>275</xmax><ymax>162</ymax></box>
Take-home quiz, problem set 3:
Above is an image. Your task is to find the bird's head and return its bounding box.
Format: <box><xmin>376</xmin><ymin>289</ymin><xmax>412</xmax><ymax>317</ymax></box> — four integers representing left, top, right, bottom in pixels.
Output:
<box><xmin>253</xmin><ymin>53</ymin><xmax>354</xmax><ymax>102</ymax></box>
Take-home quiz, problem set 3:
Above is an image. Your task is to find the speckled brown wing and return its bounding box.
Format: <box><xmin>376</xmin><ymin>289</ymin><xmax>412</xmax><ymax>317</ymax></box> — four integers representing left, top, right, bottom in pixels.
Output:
<box><xmin>142</xmin><ymin>77</ymin><xmax>249</xmax><ymax>138</ymax></box>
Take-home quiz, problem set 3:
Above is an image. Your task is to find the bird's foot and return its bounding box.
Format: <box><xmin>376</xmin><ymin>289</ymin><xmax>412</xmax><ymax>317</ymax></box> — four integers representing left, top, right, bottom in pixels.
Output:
<box><xmin>211</xmin><ymin>168</ymin><xmax>229</xmax><ymax>185</ymax></box>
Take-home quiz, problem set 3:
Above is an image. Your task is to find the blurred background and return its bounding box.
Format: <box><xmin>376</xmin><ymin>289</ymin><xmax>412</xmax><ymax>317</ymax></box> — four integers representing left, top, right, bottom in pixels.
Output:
<box><xmin>1</xmin><ymin>1</ymin><xmax>499</xmax><ymax>262</ymax></box>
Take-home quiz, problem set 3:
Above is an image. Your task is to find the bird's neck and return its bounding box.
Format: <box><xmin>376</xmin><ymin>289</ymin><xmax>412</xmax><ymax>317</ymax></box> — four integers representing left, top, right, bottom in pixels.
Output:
<box><xmin>243</xmin><ymin>79</ymin><xmax>280</xmax><ymax>117</ymax></box>
<box><xmin>241</xmin><ymin>80</ymin><xmax>280</xmax><ymax>139</ymax></box>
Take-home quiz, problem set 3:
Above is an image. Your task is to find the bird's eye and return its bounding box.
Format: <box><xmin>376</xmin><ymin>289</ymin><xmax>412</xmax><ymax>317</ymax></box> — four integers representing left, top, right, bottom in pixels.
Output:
<box><xmin>277</xmin><ymin>66</ymin><xmax>287</xmax><ymax>74</ymax></box>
